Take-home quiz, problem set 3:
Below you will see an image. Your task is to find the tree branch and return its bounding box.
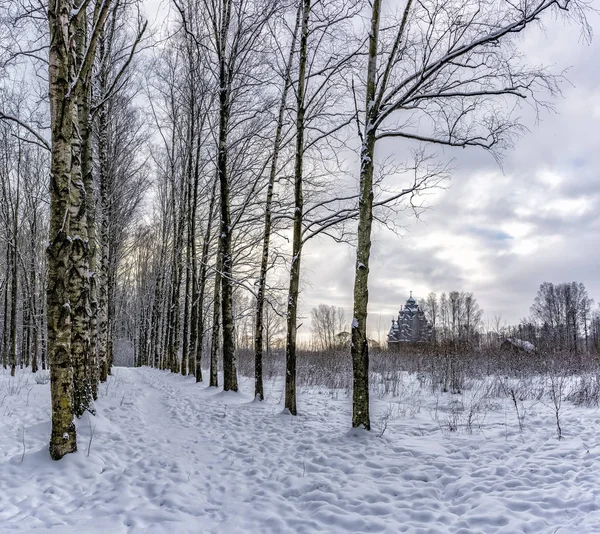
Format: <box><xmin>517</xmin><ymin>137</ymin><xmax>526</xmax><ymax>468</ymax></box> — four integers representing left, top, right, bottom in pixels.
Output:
<box><xmin>0</xmin><ymin>113</ymin><xmax>50</xmax><ymax>151</ymax></box>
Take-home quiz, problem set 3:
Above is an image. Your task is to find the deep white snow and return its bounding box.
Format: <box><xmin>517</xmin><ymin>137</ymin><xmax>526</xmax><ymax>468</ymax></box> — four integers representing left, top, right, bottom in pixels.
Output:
<box><xmin>1</xmin><ymin>366</ymin><xmax>600</xmax><ymax>533</ymax></box>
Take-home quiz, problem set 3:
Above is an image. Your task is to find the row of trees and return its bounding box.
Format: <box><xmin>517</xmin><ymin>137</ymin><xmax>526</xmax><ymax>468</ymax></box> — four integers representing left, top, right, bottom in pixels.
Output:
<box><xmin>420</xmin><ymin>283</ymin><xmax>599</xmax><ymax>354</ymax></box>
<box><xmin>301</xmin><ymin>281</ymin><xmax>599</xmax><ymax>355</ymax></box>
<box><xmin>0</xmin><ymin>0</ymin><xmax>147</xmax><ymax>458</ymax></box>
<box><xmin>418</xmin><ymin>292</ymin><xmax>484</xmax><ymax>344</ymax></box>
<box><xmin>310</xmin><ymin>304</ymin><xmax>348</xmax><ymax>352</ymax></box>
<box><xmin>419</xmin><ymin>284</ymin><xmax>599</xmax><ymax>354</ymax></box>
<box><xmin>489</xmin><ymin>282</ymin><xmax>600</xmax><ymax>354</ymax></box>
<box><xmin>0</xmin><ymin>125</ymin><xmax>48</xmax><ymax>375</ymax></box>
<box><xmin>0</xmin><ymin>0</ymin><xmax>590</xmax><ymax>458</ymax></box>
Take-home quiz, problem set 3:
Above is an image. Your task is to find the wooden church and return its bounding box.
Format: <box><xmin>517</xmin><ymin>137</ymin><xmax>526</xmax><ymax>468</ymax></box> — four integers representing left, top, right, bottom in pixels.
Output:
<box><xmin>387</xmin><ymin>293</ymin><xmax>432</xmax><ymax>347</ymax></box>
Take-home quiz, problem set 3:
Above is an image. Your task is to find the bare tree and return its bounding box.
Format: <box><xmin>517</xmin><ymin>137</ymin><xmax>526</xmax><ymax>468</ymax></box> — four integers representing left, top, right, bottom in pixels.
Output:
<box><xmin>282</xmin><ymin>0</ymin><xmax>364</xmax><ymax>416</ymax></box>
<box><xmin>531</xmin><ymin>281</ymin><xmax>594</xmax><ymax>352</ymax></box>
<box><xmin>311</xmin><ymin>304</ymin><xmax>346</xmax><ymax>352</ymax></box>
<box><xmin>425</xmin><ymin>292</ymin><xmax>438</xmax><ymax>337</ymax></box>
<box><xmin>253</xmin><ymin>2</ymin><xmax>302</xmax><ymax>402</ymax></box>
<box><xmin>350</xmin><ymin>0</ymin><xmax>589</xmax><ymax>429</ymax></box>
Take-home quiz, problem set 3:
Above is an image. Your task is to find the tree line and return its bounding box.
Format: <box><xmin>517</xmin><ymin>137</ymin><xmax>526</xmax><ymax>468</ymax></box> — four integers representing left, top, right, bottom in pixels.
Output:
<box><xmin>413</xmin><ymin>283</ymin><xmax>598</xmax><ymax>353</ymax></box>
<box><xmin>523</xmin><ymin>282</ymin><xmax>597</xmax><ymax>354</ymax></box>
<box><xmin>417</xmin><ymin>284</ymin><xmax>598</xmax><ymax>353</ymax></box>
<box><xmin>0</xmin><ymin>0</ymin><xmax>591</xmax><ymax>458</ymax></box>
<box><xmin>310</xmin><ymin>280</ymin><xmax>600</xmax><ymax>355</ymax></box>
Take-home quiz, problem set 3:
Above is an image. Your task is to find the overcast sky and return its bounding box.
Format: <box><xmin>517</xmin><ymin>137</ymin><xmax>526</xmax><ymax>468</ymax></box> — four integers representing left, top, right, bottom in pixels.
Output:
<box><xmin>298</xmin><ymin>11</ymin><xmax>600</xmax><ymax>337</ymax></box>
<box><xmin>144</xmin><ymin>1</ymin><xmax>600</xmax><ymax>339</ymax></box>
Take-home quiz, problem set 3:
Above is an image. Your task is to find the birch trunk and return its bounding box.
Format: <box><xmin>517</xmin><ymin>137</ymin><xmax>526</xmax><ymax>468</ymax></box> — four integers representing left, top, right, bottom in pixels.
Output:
<box><xmin>9</xmin><ymin>188</ymin><xmax>18</xmax><ymax>377</ymax></box>
<box><xmin>350</xmin><ymin>0</ymin><xmax>382</xmax><ymax>431</ymax></box>
<box><xmin>30</xmin><ymin>243</ymin><xmax>38</xmax><ymax>373</ymax></box>
<box><xmin>81</xmin><ymin>62</ymin><xmax>97</xmax><ymax>398</ymax></box>
<box><xmin>209</xmin><ymin>239</ymin><xmax>222</xmax><ymax>388</ymax></box>
<box><xmin>195</xmin><ymin>178</ymin><xmax>217</xmax><ymax>383</ymax></box>
<box><xmin>181</xmin><ymin>228</ymin><xmax>192</xmax><ymax>375</ymax></box>
<box><xmin>188</xmin><ymin>139</ymin><xmax>201</xmax><ymax>381</ymax></box>
<box><xmin>254</xmin><ymin>3</ymin><xmax>301</xmax><ymax>402</ymax></box>
<box><xmin>284</xmin><ymin>0</ymin><xmax>310</xmax><ymax>416</ymax></box>
<box><xmin>48</xmin><ymin>0</ymin><xmax>76</xmax><ymax>459</ymax></box>
<box><xmin>23</xmin><ymin>299</ymin><xmax>30</xmax><ymax>369</ymax></box>
<box><xmin>96</xmin><ymin>29</ymin><xmax>110</xmax><ymax>382</ymax></box>
<box><xmin>22</xmin><ymin>263</ymin><xmax>30</xmax><ymax>369</ymax></box>
<box><xmin>69</xmin><ymin>9</ymin><xmax>92</xmax><ymax>416</ymax></box>
<box><xmin>181</xmin><ymin>97</ymin><xmax>195</xmax><ymax>376</ymax></box>
<box><xmin>150</xmin><ymin>212</ymin><xmax>169</xmax><ymax>368</ymax></box>
<box><xmin>218</xmin><ymin>83</ymin><xmax>237</xmax><ymax>390</ymax></box>
<box><xmin>97</xmin><ymin>105</ymin><xmax>110</xmax><ymax>383</ymax></box>
<box><xmin>41</xmin><ymin>293</ymin><xmax>47</xmax><ymax>371</ymax></box>
<box><xmin>107</xmin><ymin>261</ymin><xmax>116</xmax><ymax>374</ymax></box>
<box><xmin>351</xmin><ymin>132</ymin><xmax>375</xmax><ymax>430</ymax></box>
<box><xmin>167</xmin><ymin>170</ymin><xmax>186</xmax><ymax>374</ymax></box>
<box><xmin>2</xmin><ymin>247</ymin><xmax>8</xmax><ymax>369</ymax></box>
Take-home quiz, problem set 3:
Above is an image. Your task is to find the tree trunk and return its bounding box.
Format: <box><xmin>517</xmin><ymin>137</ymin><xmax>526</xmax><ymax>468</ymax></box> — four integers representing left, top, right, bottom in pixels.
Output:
<box><xmin>350</xmin><ymin>0</ymin><xmax>382</xmax><ymax>431</ymax></box>
<box><xmin>350</xmin><ymin>132</ymin><xmax>376</xmax><ymax>430</ymax></box>
<box><xmin>2</xmin><ymin>246</ymin><xmax>9</xmax><ymax>370</ymax></box>
<box><xmin>181</xmin><ymin>97</ymin><xmax>195</xmax><ymax>376</ymax></box>
<box><xmin>9</xmin><ymin>191</ymin><xmax>18</xmax><ymax>377</ymax></box>
<box><xmin>97</xmin><ymin>98</ymin><xmax>110</xmax><ymax>383</ymax></box>
<box><xmin>181</xmin><ymin>198</ymin><xmax>192</xmax><ymax>377</ymax></box>
<box><xmin>218</xmin><ymin>90</ymin><xmax>237</xmax><ymax>392</ymax></box>
<box><xmin>47</xmin><ymin>0</ymin><xmax>77</xmax><ymax>459</ymax></box>
<box><xmin>41</xmin><ymin>292</ymin><xmax>47</xmax><ymax>371</ymax></box>
<box><xmin>188</xmin><ymin>148</ymin><xmax>200</xmax><ymax>381</ymax></box>
<box><xmin>254</xmin><ymin>2</ymin><xmax>302</xmax><ymax>402</ymax></box>
<box><xmin>107</xmin><ymin>256</ymin><xmax>116</xmax><ymax>374</ymax></box>
<box><xmin>22</xmin><ymin>284</ymin><xmax>29</xmax><ymax>369</ymax></box>
<box><xmin>284</xmin><ymin>0</ymin><xmax>310</xmax><ymax>416</ymax></box>
<box><xmin>96</xmin><ymin>28</ymin><xmax>112</xmax><ymax>382</ymax></box>
<box><xmin>209</xmin><ymin>240</ymin><xmax>222</xmax><ymax>388</ymax></box>
<box><xmin>167</xmin><ymin>170</ymin><xmax>186</xmax><ymax>374</ymax></box>
<box><xmin>69</xmin><ymin>9</ymin><xmax>92</xmax><ymax>416</ymax></box>
<box><xmin>82</xmin><ymin>62</ymin><xmax>98</xmax><ymax>398</ymax></box>
<box><xmin>30</xmin><ymin>239</ymin><xmax>39</xmax><ymax>373</ymax></box>
<box><xmin>150</xmin><ymin>211</ymin><xmax>169</xmax><ymax>368</ymax></box>
<box><xmin>158</xmin><ymin>262</ymin><xmax>169</xmax><ymax>370</ymax></box>
<box><xmin>195</xmin><ymin>178</ymin><xmax>217</xmax><ymax>383</ymax></box>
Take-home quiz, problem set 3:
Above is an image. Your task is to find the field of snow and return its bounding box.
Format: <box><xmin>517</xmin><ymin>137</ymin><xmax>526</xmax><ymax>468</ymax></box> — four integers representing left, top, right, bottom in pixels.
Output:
<box><xmin>1</xmin><ymin>365</ymin><xmax>600</xmax><ymax>533</ymax></box>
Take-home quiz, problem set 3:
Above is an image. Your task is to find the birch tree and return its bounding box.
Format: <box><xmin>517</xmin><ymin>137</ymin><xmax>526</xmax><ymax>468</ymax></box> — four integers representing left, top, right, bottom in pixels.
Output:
<box><xmin>282</xmin><ymin>0</ymin><xmax>364</xmax><ymax>415</ymax></box>
<box><xmin>47</xmin><ymin>0</ymin><xmax>112</xmax><ymax>459</ymax></box>
<box><xmin>253</xmin><ymin>2</ymin><xmax>302</xmax><ymax>402</ymax></box>
<box><xmin>350</xmin><ymin>0</ymin><xmax>589</xmax><ymax>429</ymax></box>
<box><xmin>173</xmin><ymin>0</ymin><xmax>280</xmax><ymax>391</ymax></box>
<box><xmin>94</xmin><ymin>1</ymin><xmax>147</xmax><ymax>380</ymax></box>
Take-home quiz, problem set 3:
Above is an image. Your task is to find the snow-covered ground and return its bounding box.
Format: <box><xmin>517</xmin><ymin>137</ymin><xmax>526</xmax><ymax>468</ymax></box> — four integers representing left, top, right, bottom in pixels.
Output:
<box><xmin>1</xmin><ymin>366</ymin><xmax>600</xmax><ymax>533</ymax></box>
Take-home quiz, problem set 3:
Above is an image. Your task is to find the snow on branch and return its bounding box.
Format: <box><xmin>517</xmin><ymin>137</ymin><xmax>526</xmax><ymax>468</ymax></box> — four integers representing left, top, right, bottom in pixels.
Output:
<box><xmin>0</xmin><ymin>113</ymin><xmax>50</xmax><ymax>152</ymax></box>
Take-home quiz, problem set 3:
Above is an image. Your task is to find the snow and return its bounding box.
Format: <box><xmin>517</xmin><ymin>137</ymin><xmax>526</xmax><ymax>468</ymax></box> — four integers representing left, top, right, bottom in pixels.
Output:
<box><xmin>2</xmin><ymin>367</ymin><xmax>600</xmax><ymax>533</ymax></box>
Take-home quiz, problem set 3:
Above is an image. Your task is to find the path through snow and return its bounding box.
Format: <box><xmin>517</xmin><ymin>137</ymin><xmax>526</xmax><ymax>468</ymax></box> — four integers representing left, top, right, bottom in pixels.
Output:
<box><xmin>1</xmin><ymin>367</ymin><xmax>600</xmax><ymax>533</ymax></box>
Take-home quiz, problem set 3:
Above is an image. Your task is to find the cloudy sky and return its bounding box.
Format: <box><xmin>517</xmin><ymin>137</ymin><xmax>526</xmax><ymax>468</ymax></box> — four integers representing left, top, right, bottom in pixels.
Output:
<box><xmin>143</xmin><ymin>1</ymin><xmax>600</xmax><ymax>339</ymax></box>
<box><xmin>299</xmin><ymin>10</ymin><xmax>600</xmax><ymax>337</ymax></box>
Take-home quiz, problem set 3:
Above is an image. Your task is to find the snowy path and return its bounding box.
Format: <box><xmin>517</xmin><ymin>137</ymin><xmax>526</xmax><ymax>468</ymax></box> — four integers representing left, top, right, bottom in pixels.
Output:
<box><xmin>1</xmin><ymin>367</ymin><xmax>600</xmax><ymax>533</ymax></box>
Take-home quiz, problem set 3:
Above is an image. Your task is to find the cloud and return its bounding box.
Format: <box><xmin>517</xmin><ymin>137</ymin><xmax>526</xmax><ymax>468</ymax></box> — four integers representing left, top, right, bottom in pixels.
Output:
<box><xmin>300</xmin><ymin>13</ymin><xmax>600</xmax><ymax>334</ymax></box>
